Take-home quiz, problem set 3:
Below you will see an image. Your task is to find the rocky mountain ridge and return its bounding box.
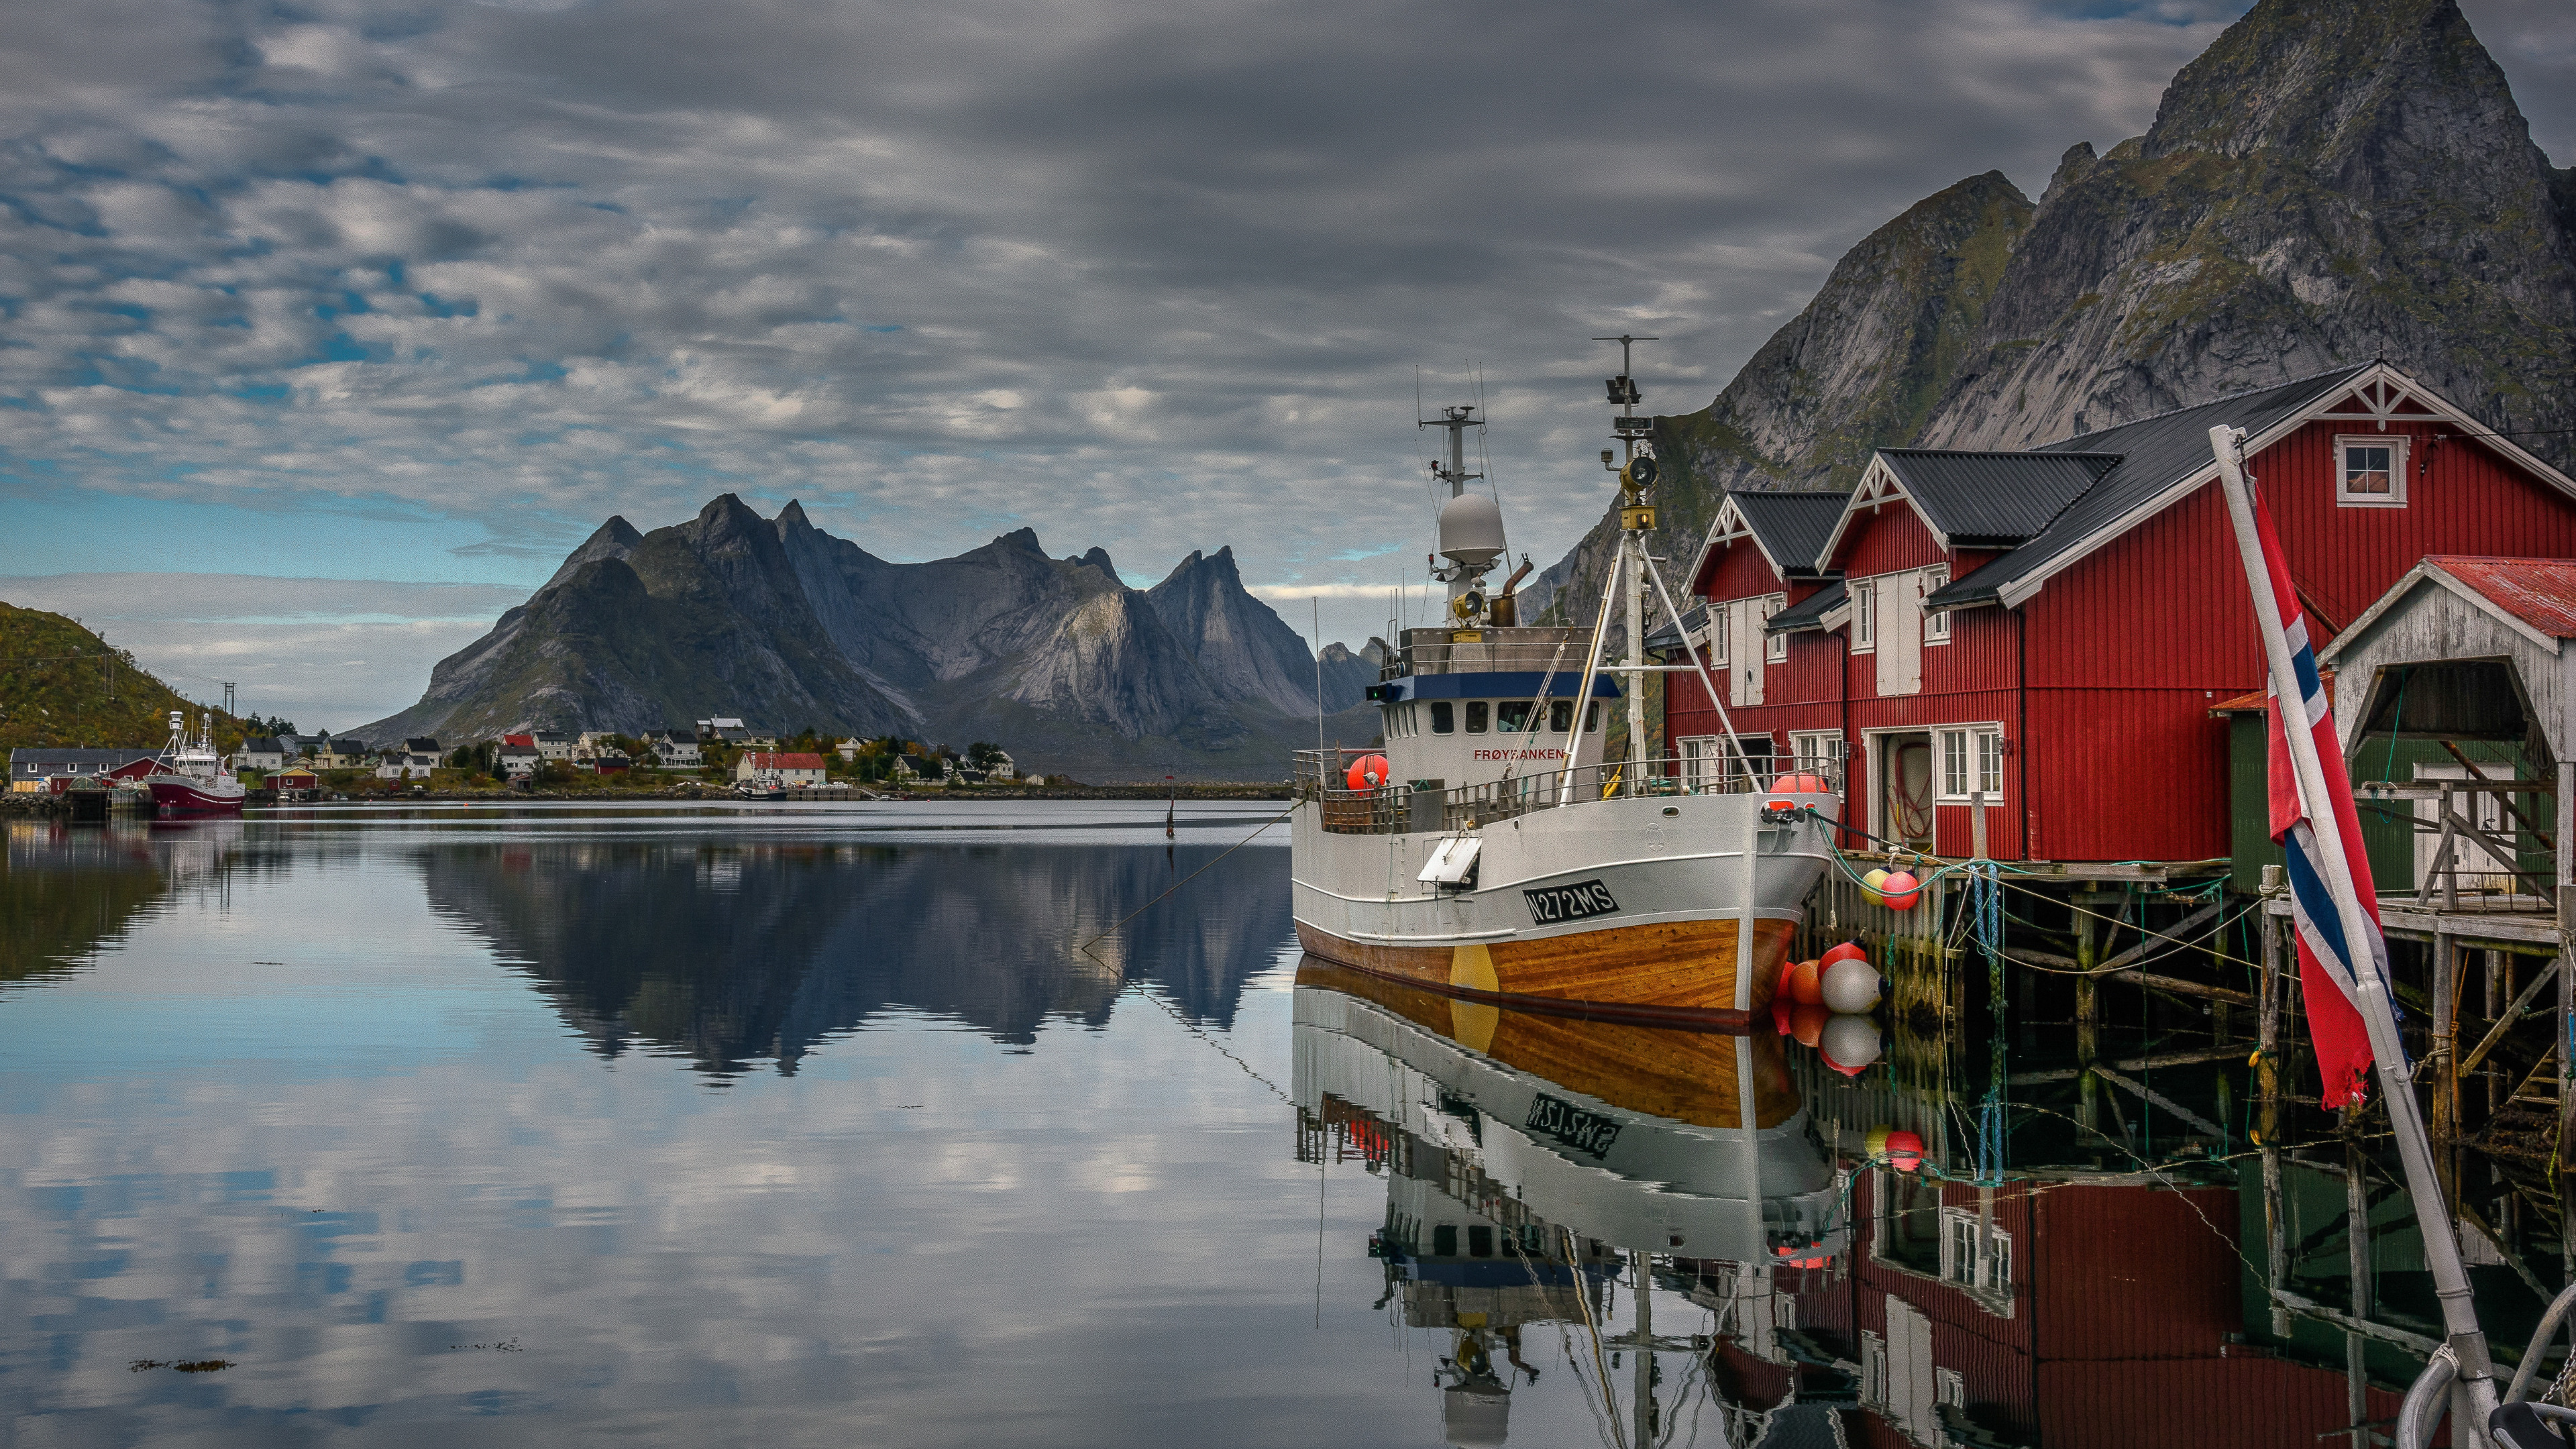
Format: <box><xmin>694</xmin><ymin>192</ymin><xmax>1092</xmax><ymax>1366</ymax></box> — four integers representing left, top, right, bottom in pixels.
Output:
<box><xmin>1525</xmin><ymin>0</ymin><xmax>2576</xmax><ymax>625</ymax></box>
<box><xmin>361</xmin><ymin>496</ymin><xmax>1377</xmax><ymax>780</ymax></box>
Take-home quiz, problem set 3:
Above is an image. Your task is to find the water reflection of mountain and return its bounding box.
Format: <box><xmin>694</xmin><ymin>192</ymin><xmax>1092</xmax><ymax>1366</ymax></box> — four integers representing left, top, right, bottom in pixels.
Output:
<box><xmin>421</xmin><ymin>841</ymin><xmax>1291</xmax><ymax>1074</ymax></box>
<box><xmin>1</xmin><ymin>822</ymin><xmax>172</xmax><ymax>987</ymax></box>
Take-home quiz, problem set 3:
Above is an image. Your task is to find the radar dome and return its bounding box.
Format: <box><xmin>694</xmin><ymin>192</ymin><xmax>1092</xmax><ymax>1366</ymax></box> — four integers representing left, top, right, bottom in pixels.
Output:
<box><xmin>1438</xmin><ymin>493</ymin><xmax>1506</xmax><ymax>572</ymax></box>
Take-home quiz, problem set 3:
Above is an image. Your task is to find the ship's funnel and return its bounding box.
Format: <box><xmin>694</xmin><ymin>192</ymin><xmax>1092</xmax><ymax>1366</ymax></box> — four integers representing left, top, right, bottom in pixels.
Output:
<box><xmin>1438</xmin><ymin>493</ymin><xmax>1506</xmax><ymax>575</ymax></box>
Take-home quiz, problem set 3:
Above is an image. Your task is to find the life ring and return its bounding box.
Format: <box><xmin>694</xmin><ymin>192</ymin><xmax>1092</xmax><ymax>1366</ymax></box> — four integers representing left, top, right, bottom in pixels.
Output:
<box><xmin>1346</xmin><ymin>754</ymin><xmax>1393</xmax><ymax>791</ymax></box>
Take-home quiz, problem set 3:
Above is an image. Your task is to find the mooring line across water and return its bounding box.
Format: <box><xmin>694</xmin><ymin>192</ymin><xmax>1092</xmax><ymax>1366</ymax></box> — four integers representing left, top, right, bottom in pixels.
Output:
<box><xmin>1073</xmin><ymin>800</ymin><xmax>1297</xmax><ymax>957</ymax></box>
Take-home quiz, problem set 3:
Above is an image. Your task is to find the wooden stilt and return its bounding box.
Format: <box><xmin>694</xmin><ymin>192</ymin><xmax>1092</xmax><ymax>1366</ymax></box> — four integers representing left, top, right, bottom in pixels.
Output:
<box><xmin>2260</xmin><ymin>880</ymin><xmax>2289</xmax><ymax>1337</ymax></box>
<box><xmin>2075</xmin><ymin>897</ymin><xmax>2100</xmax><ymax>1147</ymax></box>
<box><xmin>2432</xmin><ymin>929</ymin><xmax>2457</xmax><ymax>1212</ymax></box>
<box><xmin>2346</xmin><ymin>1115</ymin><xmax>2371</xmax><ymax>1449</ymax></box>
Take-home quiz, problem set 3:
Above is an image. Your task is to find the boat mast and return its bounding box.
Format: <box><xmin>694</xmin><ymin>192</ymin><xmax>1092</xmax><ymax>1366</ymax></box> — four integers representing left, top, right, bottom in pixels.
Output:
<box><xmin>1595</xmin><ymin>335</ymin><xmax>1658</xmax><ymax>797</ymax></box>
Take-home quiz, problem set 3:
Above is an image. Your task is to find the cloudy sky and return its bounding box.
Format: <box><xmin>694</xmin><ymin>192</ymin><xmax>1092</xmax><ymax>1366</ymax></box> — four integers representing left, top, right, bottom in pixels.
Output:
<box><xmin>2</xmin><ymin>0</ymin><xmax>2571</xmax><ymax>729</ymax></box>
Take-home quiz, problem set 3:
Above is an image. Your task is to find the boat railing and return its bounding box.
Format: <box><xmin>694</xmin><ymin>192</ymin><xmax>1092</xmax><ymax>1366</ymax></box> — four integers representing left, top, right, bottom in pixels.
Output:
<box><xmin>1381</xmin><ymin>626</ymin><xmax>1596</xmax><ymax>681</ymax></box>
<box><xmin>1294</xmin><ymin>749</ymin><xmax>1844</xmax><ymax>836</ymax></box>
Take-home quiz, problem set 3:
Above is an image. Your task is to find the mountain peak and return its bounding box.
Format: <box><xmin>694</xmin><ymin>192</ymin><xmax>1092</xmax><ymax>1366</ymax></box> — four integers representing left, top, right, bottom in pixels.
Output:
<box><xmin>543</xmin><ymin>515</ymin><xmax>647</xmax><ymax>592</ymax></box>
<box><xmin>777</xmin><ymin>499</ymin><xmax>812</xmax><ymax>530</ymax></box>
<box><xmin>2143</xmin><ymin>0</ymin><xmax>2506</xmax><ymax>168</ymax></box>
<box><xmin>1078</xmin><ymin>546</ymin><xmax>1118</xmax><ymax>580</ymax></box>
<box><xmin>997</xmin><ymin>527</ymin><xmax>1044</xmax><ymax>553</ymax></box>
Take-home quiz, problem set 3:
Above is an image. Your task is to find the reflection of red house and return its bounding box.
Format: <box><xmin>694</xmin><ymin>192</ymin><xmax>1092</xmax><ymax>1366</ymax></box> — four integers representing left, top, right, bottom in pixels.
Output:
<box><xmin>1666</xmin><ymin>362</ymin><xmax>2576</xmax><ymax>863</ymax></box>
<box><xmin>1696</xmin><ymin>1173</ymin><xmax>2421</xmax><ymax>1446</ymax></box>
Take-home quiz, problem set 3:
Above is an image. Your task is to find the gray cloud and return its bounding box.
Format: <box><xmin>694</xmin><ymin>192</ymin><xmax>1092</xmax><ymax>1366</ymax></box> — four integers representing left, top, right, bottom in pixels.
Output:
<box><xmin>1</xmin><ymin>0</ymin><xmax>2569</xmax><ymax>659</ymax></box>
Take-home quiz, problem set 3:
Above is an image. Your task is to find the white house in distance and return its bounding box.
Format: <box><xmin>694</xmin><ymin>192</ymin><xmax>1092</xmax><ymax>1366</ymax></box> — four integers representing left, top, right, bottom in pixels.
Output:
<box><xmin>233</xmin><ymin>737</ymin><xmax>289</xmax><ymax>771</ymax></box>
<box><xmin>643</xmin><ymin>731</ymin><xmax>702</xmax><ymax>769</ymax></box>
<box><xmin>737</xmin><ymin>751</ymin><xmax>827</xmax><ymax>787</ymax></box>
<box><xmin>495</xmin><ymin>742</ymin><xmax>541</xmax><ymax>778</ymax></box>
<box><xmin>531</xmin><ymin>731</ymin><xmax>577</xmax><ymax>761</ymax></box>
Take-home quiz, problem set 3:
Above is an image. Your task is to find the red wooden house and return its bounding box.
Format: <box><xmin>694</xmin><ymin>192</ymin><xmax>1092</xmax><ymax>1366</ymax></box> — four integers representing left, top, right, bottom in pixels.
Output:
<box><xmin>1666</xmin><ymin>362</ymin><xmax>2576</xmax><ymax>863</ymax></box>
<box><xmin>1700</xmin><ymin>1173</ymin><xmax>2420</xmax><ymax>1448</ymax></box>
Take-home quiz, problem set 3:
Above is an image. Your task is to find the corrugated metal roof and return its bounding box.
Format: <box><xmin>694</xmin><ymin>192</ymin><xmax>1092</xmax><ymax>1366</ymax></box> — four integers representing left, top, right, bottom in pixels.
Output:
<box><xmin>2430</xmin><ymin>555</ymin><xmax>2576</xmax><ymax>639</ymax></box>
<box><xmin>1768</xmin><ymin>580</ymin><xmax>1845</xmax><ymax>633</ymax></box>
<box><xmin>1876</xmin><ymin>451</ymin><xmax>2119</xmax><ymax>546</ymax></box>
<box><xmin>1733</xmin><ymin>491</ymin><xmax>1853</xmax><ymax>575</ymax></box>
<box><xmin>1925</xmin><ymin>364</ymin><xmax>2376</xmax><ymax>608</ymax></box>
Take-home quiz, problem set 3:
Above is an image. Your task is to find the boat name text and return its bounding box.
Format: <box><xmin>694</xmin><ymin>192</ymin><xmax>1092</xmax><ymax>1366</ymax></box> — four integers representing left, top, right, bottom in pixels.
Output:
<box><xmin>1472</xmin><ymin>748</ymin><xmax>1568</xmax><ymax>762</ymax></box>
<box><xmin>1524</xmin><ymin>1092</ymin><xmax>1621</xmax><ymax>1159</ymax></box>
<box><xmin>1523</xmin><ymin>879</ymin><xmax>1619</xmax><ymax>924</ymax></box>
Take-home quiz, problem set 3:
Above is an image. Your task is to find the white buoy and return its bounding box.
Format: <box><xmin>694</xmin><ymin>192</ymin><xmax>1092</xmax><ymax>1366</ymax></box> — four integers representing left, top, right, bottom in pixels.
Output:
<box><xmin>1821</xmin><ymin>957</ymin><xmax>1882</xmax><ymax>1014</ymax></box>
<box><xmin>1820</xmin><ymin>1014</ymin><xmax>1882</xmax><ymax>1076</ymax></box>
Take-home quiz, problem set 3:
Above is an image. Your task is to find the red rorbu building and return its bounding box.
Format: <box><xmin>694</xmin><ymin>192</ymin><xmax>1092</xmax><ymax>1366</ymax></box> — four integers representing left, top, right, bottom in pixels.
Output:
<box><xmin>1664</xmin><ymin>362</ymin><xmax>2576</xmax><ymax>864</ymax></box>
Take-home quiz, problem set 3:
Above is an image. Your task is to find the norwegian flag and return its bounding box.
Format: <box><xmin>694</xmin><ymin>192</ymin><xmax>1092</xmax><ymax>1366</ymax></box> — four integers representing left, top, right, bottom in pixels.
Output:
<box><xmin>2250</xmin><ymin>485</ymin><xmax>2392</xmax><ymax>1109</ymax></box>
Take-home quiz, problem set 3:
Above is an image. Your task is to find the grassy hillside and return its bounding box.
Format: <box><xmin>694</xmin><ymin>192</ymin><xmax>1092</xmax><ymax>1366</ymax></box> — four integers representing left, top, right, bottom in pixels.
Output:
<box><xmin>0</xmin><ymin>600</ymin><xmax>241</xmax><ymax>752</ymax></box>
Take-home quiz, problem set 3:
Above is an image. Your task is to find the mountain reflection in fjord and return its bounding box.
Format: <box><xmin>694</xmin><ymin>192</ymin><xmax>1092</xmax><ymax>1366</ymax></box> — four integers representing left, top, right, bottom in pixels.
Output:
<box><xmin>422</xmin><ymin>839</ymin><xmax>1289</xmax><ymax>1071</ymax></box>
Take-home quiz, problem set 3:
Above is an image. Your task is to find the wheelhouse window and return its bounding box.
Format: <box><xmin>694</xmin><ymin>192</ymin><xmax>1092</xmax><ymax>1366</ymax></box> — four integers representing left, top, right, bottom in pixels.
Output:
<box><xmin>1464</xmin><ymin>702</ymin><xmax>1489</xmax><ymax>734</ymax></box>
<box><xmin>2336</xmin><ymin>434</ymin><xmax>2409</xmax><ymax>506</ymax></box>
<box><xmin>1430</xmin><ymin>702</ymin><xmax>1454</xmax><ymax>734</ymax></box>
<box><xmin>1549</xmin><ymin>700</ymin><xmax>1574</xmax><ymax>732</ymax></box>
<box><xmin>1585</xmin><ymin>702</ymin><xmax>1601</xmax><ymax>733</ymax></box>
<box><xmin>1852</xmin><ymin>581</ymin><xmax>1875</xmax><ymax>653</ymax></box>
<box><xmin>1495</xmin><ymin>700</ymin><xmax>1535</xmax><ymax>734</ymax></box>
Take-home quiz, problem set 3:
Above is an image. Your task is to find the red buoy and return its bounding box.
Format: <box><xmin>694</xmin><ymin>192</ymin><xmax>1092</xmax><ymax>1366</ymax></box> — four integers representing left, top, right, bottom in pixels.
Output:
<box><xmin>1884</xmin><ymin>1129</ymin><xmax>1925</xmax><ymax>1173</ymax></box>
<box><xmin>1346</xmin><ymin>754</ymin><xmax>1393</xmax><ymax>791</ymax></box>
<box><xmin>1880</xmin><ymin>869</ymin><xmax>1921</xmax><ymax>912</ymax></box>
<box><xmin>1820</xmin><ymin>941</ymin><xmax>1868</xmax><ymax>968</ymax></box>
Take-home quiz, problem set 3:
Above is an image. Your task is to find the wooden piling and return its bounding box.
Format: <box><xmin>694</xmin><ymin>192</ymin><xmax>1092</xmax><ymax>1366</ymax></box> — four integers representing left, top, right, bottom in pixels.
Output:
<box><xmin>2075</xmin><ymin>899</ymin><xmax>2100</xmax><ymax>1144</ymax></box>
<box><xmin>2259</xmin><ymin>877</ymin><xmax>2289</xmax><ymax>1337</ymax></box>
<box><xmin>2345</xmin><ymin>1114</ymin><xmax>2371</xmax><ymax>1449</ymax></box>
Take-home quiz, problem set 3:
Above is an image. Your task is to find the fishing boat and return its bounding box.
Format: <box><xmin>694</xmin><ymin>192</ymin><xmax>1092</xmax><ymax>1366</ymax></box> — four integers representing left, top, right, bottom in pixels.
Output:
<box><xmin>146</xmin><ymin>710</ymin><xmax>247</xmax><ymax>818</ymax></box>
<box><xmin>1289</xmin><ymin>342</ymin><xmax>1842</xmax><ymax>1028</ymax></box>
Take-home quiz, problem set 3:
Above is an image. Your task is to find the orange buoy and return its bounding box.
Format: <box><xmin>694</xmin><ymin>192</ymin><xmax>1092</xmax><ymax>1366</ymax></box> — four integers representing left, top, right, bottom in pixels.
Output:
<box><xmin>1789</xmin><ymin>1002</ymin><xmax>1830</xmax><ymax>1048</ymax></box>
<box><xmin>1774</xmin><ymin>771</ymin><xmax>1831</xmax><ymax>793</ymax></box>
<box><xmin>1345</xmin><ymin>754</ymin><xmax>1393</xmax><ymax>791</ymax></box>
<box><xmin>1884</xmin><ymin>1129</ymin><xmax>1924</xmax><ymax>1173</ymax></box>
<box><xmin>1820</xmin><ymin>941</ymin><xmax>1868</xmax><ymax>968</ymax></box>
<box><xmin>1785</xmin><ymin>959</ymin><xmax>1824</xmax><ymax>1006</ymax></box>
<box><xmin>1880</xmin><ymin>869</ymin><xmax>1921</xmax><ymax>911</ymax></box>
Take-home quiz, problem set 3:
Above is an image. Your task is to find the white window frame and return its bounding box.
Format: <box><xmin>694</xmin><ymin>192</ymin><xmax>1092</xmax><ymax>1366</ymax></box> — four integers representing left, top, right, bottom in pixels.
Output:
<box><xmin>1762</xmin><ymin>594</ymin><xmax>1787</xmax><ymax>662</ymax></box>
<box><xmin>1937</xmin><ymin>1205</ymin><xmax>2012</xmax><ymax>1294</ymax></box>
<box><xmin>1709</xmin><ymin>604</ymin><xmax>1729</xmax><ymax>665</ymax></box>
<box><xmin>1680</xmin><ymin>735</ymin><xmax>1725</xmax><ymax>793</ymax></box>
<box><xmin>2335</xmin><ymin>433</ymin><xmax>2409</xmax><ymax>508</ymax></box>
<box><xmin>1860</xmin><ymin>1330</ymin><xmax>1888</xmax><ymax>1409</ymax></box>
<box><xmin>1851</xmin><ymin>580</ymin><xmax>1875</xmax><ymax>653</ymax></box>
<box><xmin>1790</xmin><ymin>730</ymin><xmax>1839</xmax><ymax>774</ymax></box>
<box><xmin>1923</xmin><ymin>567</ymin><xmax>1950</xmax><ymax>644</ymax></box>
<box><xmin>1935</xmin><ymin>725</ymin><xmax>2005</xmax><ymax>802</ymax></box>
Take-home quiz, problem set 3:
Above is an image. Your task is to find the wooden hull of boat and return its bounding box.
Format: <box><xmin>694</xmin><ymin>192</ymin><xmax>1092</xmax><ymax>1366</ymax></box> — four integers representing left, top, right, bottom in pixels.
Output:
<box><xmin>1295</xmin><ymin>959</ymin><xmax>1800</xmax><ymax>1130</ymax></box>
<box><xmin>1292</xmin><ymin>914</ymin><xmax>1794</xmax><ymax>1030</ymax></box>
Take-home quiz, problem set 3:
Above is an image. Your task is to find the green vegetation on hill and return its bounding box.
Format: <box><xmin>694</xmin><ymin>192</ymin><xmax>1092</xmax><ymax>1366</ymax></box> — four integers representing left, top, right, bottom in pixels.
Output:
<box><xmin>0</xmin><ymin>601</ymin><xmax>240</xmax><ymax>752</ymax></box>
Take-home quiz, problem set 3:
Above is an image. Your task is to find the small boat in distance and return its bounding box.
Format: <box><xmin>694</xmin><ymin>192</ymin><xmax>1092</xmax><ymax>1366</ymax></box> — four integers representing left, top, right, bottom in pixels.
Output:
<box><xmin>1289</xmin><ymin>342</ymin><xmax>1841</xmax><ymax>1028</ymax></box>
<box><xmin>147</xmin><ymin>710</ymin><xmax>247</xmax><ymax>818</ymax></box>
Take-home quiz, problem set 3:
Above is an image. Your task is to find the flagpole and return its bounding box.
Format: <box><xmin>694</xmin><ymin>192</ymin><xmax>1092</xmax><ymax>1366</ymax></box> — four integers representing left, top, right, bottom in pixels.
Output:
<box><xmin>2210</xmin><ymin>424</ymin><xmax>2498</xmax><ymax>1433</ymax></box>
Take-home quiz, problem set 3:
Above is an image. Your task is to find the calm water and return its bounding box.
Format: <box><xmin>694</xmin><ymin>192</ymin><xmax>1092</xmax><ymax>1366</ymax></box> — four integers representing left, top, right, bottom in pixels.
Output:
<box><xmin>0</xmin><ymin>803</ymin><xmax>2506</xmax><ymax>1447</ymax></box>
<box><xmin>0</xmin><ymin>803</ymin><xmax>1761</xmax><ymax>1448</ymax></box>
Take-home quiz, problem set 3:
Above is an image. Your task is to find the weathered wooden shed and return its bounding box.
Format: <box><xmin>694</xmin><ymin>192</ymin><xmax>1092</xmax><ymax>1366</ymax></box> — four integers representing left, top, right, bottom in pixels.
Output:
<box><xmin>2320</xmin><ymin>556</ymin><xmax>2576</xmax><ymax>907</ymax></box>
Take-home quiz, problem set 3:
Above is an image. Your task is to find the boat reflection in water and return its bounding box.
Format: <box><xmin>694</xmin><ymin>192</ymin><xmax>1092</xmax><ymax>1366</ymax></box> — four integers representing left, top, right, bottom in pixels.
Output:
<box><xmin>1293</xmin><ymin>958</ymin><xmax>1843</xmax><ymax>1446</ymax></box>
